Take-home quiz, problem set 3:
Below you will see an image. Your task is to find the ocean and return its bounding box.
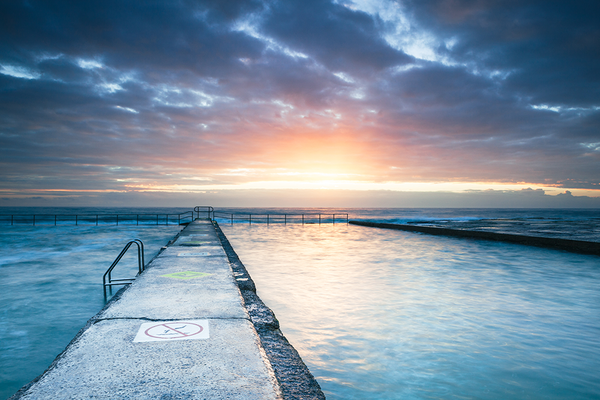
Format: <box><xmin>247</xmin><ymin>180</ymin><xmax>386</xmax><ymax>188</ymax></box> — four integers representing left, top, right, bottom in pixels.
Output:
<box><xmin>1</xmin><ymin>207</ymin><xmax>599</xmax><ymax>399</ymax></box>
<box><xmin>0</xmin><ymin>207</ymin><xmax>188</xmax><ymax>399</ymax></box>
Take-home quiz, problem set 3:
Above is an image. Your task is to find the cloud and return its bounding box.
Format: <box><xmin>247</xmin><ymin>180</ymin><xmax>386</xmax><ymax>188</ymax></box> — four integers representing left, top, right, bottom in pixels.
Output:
<box><xmin>1</xmin><ymin>188</ymin><xmax>599</xmax><ymax>208</ymax></box>
<box><xmin>401</xmin><ymin>0</ymin><xmax>600</xmax><ymax>108</ymax></box>
<box><xmin>261</xmin><ymin>0</ymin><xmax>414</xmax><ymax>73</ymax></box>
<box><xmin>0</xmin><ymin>0</ymin><xmax>598</xmax><ymax>205</ymax></box>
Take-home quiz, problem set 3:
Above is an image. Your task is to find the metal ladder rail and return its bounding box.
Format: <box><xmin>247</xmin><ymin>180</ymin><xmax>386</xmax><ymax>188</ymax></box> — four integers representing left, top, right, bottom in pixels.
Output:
<box><xmin>103</xmin><ymin>239</ymin><xmax>145</xmax><ymax>298</ymax></box>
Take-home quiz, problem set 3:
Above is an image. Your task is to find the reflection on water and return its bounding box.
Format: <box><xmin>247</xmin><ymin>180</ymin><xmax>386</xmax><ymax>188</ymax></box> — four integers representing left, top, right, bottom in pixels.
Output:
<box><xmin>221</xmin><ymin>223</ymin><xmax>600</xmax><ymax>400</ymax></box>
<box><xmin>0</xmin><ymin>225</ymin><xmax>181</xmax><ymax>400</ymax></box>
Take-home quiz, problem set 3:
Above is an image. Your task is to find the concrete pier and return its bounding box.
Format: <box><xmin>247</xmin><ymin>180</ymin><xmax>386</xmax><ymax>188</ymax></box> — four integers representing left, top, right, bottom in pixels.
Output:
<box><xmin>11</xmin><ymin>219</ymin><xmax>305</xmax><ymax>399</ymax></box>
<box><xmin>350</xmin><ymin>220</ymin><xmax>600</xmax><ymax>256</ymax></box>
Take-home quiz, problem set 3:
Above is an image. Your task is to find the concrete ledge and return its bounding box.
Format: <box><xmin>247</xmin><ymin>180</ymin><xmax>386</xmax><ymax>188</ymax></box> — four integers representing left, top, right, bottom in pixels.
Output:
<box><xmin>349</xmin><ymin>220</ymin><xmax>600</xmax><ymax>256</ymax></box>
<box><xmin>213</xmin><ymin>222</ymin><xmax>326</xmax><ymax>400</ymax></box>
<box><xmin>14</xmin><ymin>319</ymin><xmax>279</xmax><ymax>400</ymax></box>
<box><xmin>97</xmin><ymin>258</ymin><xmax>248</xmax><ymax>319</ymax></box>
<box><xmin>10</xmin><ymin>220</ymin><xmax>282</xmax><ymax>400</ymax></box>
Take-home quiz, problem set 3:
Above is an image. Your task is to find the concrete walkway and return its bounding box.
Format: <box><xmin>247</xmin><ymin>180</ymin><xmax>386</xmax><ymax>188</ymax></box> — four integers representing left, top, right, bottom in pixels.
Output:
<box><xmin>12</xmin><ymin>219</ymin><xmax>281</xmax><ymax>399</ymax></box>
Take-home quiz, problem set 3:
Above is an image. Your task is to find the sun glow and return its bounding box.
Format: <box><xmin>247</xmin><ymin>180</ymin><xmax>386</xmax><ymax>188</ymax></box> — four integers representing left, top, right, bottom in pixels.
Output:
<box><xmin>120</xmin><ymin>180</ymin><xmax>599</xmax><ymax>197</ymax></box>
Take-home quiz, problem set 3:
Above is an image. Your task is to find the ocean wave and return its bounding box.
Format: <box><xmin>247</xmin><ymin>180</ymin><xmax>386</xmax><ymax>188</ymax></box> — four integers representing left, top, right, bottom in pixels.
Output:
<box><xmin>356</xmin><ymin>216</ymin><xmax>485</xmax><ymax>225</ymax></box>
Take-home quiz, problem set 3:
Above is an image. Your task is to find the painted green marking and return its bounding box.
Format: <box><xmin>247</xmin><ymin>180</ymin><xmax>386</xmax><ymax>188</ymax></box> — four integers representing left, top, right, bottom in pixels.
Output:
<box><xmin>161</xmin><ymin>271</ymin><xmax>212</xmax><ymax>280</ymax></box>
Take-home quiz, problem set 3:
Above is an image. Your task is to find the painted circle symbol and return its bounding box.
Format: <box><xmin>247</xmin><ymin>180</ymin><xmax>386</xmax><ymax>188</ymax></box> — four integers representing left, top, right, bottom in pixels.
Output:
<box><xmin>144</xmin><ymin>322</ymin><xmax>204</xmax><ymax>339</ymax></box>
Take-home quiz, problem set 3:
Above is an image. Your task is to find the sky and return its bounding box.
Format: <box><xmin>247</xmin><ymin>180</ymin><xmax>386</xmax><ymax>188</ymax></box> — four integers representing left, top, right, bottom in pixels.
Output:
<box><xmin>0</xmin><ymin>0</ymin><xmax>599</xmax><ymax>208</ymax></box>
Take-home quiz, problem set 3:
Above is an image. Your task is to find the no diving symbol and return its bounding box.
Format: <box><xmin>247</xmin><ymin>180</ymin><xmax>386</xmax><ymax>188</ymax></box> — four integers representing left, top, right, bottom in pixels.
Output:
<box><xmin>146</xmin><ymin>322</ymin><xmax>202</xmax><ymax>339</ymax></box>
<box><xmin>134</xmin><ymin>320</ymin><xmax>210</xmax><ymax>342</ymax></box>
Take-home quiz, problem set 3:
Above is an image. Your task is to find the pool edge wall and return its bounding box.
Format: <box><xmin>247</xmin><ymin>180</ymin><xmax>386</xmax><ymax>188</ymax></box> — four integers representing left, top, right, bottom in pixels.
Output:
<box><xmin>213</xmin><ymin>221</ymin><xmax>326</xmax><ymax>400</ymax></box>
<box><xmin>349</xmin><ymin>220</ymin><xmax>600</xmax><ymax>256</ymax></box>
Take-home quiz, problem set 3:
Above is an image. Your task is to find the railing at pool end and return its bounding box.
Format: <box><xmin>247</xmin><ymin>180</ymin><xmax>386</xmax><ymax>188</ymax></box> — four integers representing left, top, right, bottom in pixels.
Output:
<box><xmin>194</xmin><ymin>206</ymin><xmax>214</xmax><ymax>220</ymax></box>
<box><xmin>209</xmin><ymin>210</ymin><xmax>349</xmax><ymax>225</ymax></box>
<box><xmin>3</xmin><ymin>206</ymin><xmax>350</xmax><ymax>226</ymax></box>
<box><xmin>0</xmin><ymin>211</ymin><xmax>194</xmax><ymax>226</ymax></box>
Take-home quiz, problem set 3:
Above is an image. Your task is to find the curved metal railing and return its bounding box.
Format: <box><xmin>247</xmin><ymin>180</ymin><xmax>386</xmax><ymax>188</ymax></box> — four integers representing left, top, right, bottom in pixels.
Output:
<box><xmin>194</xmin><ymin>206</ymin><xmax>214</xmax><ymax>220</ymax></box>
<box><xmin>103</xmin><ymin>239</ymin><xmax>145</xmax><ymax>298</ymax></box>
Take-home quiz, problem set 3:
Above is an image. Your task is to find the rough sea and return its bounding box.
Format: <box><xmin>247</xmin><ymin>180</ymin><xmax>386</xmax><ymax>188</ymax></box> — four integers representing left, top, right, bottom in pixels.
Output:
<box><xmin>1</xmin><ymin>207</ymin><xmax>599</xmax><ymax>399</ymax></box>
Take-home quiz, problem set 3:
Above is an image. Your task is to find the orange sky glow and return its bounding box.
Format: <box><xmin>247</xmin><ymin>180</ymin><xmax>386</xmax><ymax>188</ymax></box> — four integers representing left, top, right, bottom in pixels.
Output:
<box><xmin>0</xmin><ymin>1</ymin><xmax>598</xmax><ymax>207</ymax></box>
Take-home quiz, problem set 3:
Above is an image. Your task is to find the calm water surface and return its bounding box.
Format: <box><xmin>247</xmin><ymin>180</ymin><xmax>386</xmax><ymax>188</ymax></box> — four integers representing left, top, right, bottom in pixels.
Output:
<box><xmin>1</xmin><ymin>207</ymin><xmax>598</xmax><ymax>399</ymax></box>
<box><xmin>0</xmin><ymin>225</ymin><xmax>181</xmax><ymax>399</ymax></box>
<box><xmin>221</xmin><ymin>223</ymin><xmax>600</xmax><ymax>399</ymax></box>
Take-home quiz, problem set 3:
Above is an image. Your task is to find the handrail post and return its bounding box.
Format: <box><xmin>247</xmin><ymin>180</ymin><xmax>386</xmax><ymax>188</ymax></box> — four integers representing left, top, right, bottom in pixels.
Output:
<box><xmin>33</xmin><ymin>215</ymin><xmax>35</xmax><ymax>226</ymax></box>
<box><xmin>139</xmin><ymin>242</ymin><xmax>143</xmax><ymax>272</ymax></box>
<box><xmin>134</xmin><ymin>239</ymin><xmax>145</xmax><ymax>273</ymax></box>
<box><xmin>55</xmin><ymin>215</ymin><xmax>57</xmax><ymax>226</ymax></box>
<box><xmin>137</xmin><ymin>215</ymin><xmax>139</xmax><ymax>225</ymax></box>
<box><xmin>249</xmin><ymin>214</ymin><xmax>252</xmax><ymax>225</ymax></box>
<box><xmin>302</xmin><ymin>214</ymin><xmax>304</xmax><ymax>225</ymax></box>
<box><xmin>76</xmin><ymin>215</ymin><xmax>78</xmax><ymax>226</ymax></box>
<box><xmin>96</xmin><ymin>215</ymin><xmax>98</xmax><ymax>226</ymax></box>
<box><xmin>267</xmin><ymin>214</ymin><xmax>269</xmax><ymax>226</ymax></box>
<box><xmin>319</xmin><ymin>214</ymin><xmax>321</xmax><ymax>224</ymax></box>
<box><xmin>284</xmin><ymin>214</ymin><xmax>287</xmax><ymax>225</ymax></box>
<box><xmin>333</xmin><ymin>214</ymin><xmax>335</xmax><ymax>224</ymax></box>
<box><xmin>231</xmin><ymin>214</ymin><xmax>233</xmax><ymax>225</ymax></box>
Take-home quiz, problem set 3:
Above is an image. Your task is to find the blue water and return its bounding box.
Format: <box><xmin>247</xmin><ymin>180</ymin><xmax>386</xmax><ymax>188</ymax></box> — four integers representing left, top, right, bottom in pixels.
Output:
<box><xmin>218</xmin><ymin>209</ymin><xmax>600</xmax><ymax>399</ymax></box>
<box><xmin>214</xmin><ymin>207</ymin><xmax>600</xmax><ymax>242</ymax></box>
<box><xmin>1</xmin><ymin>207</ymin><xmax>599</xmax><ymax>399</ymax></box>
<box><xmin>0</xmin><ymin>216</ymin><xmax>182</xmax><ymax>399</ymax></box>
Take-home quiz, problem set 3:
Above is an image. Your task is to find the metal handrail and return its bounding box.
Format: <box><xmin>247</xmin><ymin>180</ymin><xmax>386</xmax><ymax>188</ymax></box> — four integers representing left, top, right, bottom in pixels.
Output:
<box><xmin>2</xmin><ymin>207</ymin><xmax>349</xmax><ymax>226</ymax></box>
<box><xmin>1</xmin><ymin>211</ymin><xmax>194</xmax><ymax>226</ymax></box>
<box><xmin>178</xmin><ymin>211</ymin><xmax>194</xmax><ymax>225</ymax></box>
<box><xmin>194</xmin><ymin>206</ymin><xmax>214</xmax><ymax>220</ymax></box>
<box><xmin>103</xmin><ymin>239</ymin><xmax>145</xmax><ymax>298</ymax></box>
<box><xmin>212</xmin><ymin>211</ymin><xmax>349</xmax><ymax>225</ymax></box>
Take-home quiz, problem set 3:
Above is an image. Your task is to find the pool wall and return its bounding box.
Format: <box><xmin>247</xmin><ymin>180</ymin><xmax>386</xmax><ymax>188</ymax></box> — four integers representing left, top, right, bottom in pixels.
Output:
<box><xmin>213</xmin><ymin>221</ymin><xmax>326</xmax><ymax>400</ymax></box>
<box><xmin>350</xmin><ymin>220</ymin><xmax>600</xmax><ymax>255</ymax></box>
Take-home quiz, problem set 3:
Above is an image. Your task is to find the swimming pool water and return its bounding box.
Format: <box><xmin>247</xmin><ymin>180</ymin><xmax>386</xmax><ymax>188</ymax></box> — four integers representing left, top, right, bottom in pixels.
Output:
<box><xmin>221</xmin><ymin>223</ymin><xmax>600</xmax><ymax>399</ymax></box>
<box><xmin>2</xmin><ymin>207</ymin><xmax>598</xmax><ymax>399</ymax></box>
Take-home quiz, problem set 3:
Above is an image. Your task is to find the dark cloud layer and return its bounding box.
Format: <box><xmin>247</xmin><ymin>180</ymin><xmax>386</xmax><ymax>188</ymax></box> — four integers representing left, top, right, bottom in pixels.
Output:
<box><xmin>402</xmin><ymin>0</ymin><xmax>600</xmax><ymax>107</ymax></box>
<box><xmin>0</xmin><ymin>0</ymin><xmax>598</xmax><ymax>205</ymax></box>
<box><xmin>262</xmin><ymin>0</ymin><xmax>413</xmax><ymax>73</ymax></box>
